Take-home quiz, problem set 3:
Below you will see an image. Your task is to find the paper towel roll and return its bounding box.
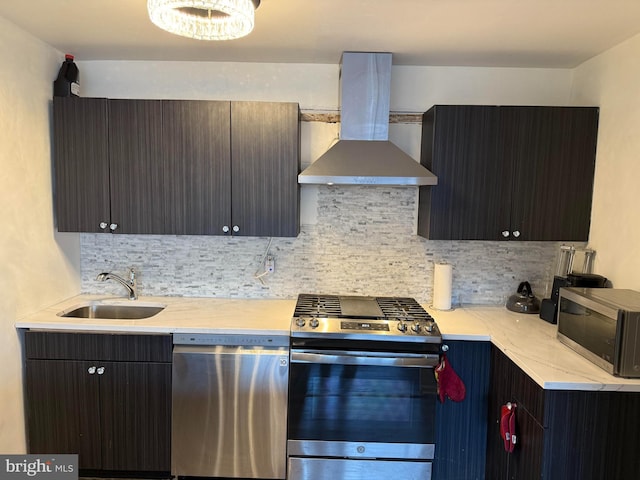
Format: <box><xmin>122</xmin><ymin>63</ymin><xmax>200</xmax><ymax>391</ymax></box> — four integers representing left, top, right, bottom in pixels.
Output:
<box><xmin>433</xmin><ymin>262</ymin><xmax>453</xmax><ymax>310</ymax></box>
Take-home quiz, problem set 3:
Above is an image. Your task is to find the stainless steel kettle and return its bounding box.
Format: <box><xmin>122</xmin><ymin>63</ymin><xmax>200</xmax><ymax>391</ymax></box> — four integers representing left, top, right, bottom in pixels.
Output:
<box><xmin>506</xmin><ymin>281</ymin><xmax>541</xmax><ymax>314</ymax></box>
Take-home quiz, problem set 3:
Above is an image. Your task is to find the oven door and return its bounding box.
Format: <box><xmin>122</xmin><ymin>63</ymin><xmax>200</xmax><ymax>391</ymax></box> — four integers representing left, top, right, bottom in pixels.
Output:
<box><xmin>288</xmin><ymin>348</ymin><xmax>438</xmax><ymax>461</ymax></box>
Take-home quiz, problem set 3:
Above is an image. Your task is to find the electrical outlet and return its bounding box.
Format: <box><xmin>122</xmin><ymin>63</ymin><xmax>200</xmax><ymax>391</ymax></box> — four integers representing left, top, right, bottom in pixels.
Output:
<box><xmin>264</xmin><ymin>255</ymin><xmax>275</xmax><ymax>274</ymax></box>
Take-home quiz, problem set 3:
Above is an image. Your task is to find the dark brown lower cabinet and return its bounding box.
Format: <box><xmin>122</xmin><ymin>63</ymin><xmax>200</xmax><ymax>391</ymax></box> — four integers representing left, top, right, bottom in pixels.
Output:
<box><xmin>487</xmin><ymin>344</ymin><xmax>544</xmax><ymax>480</ymax></box>
<box><xmin>24</xmin><ymin>332</ymin><xmax>171</xmax><ymax>475</ymax></box>
<box><xmin>487</xmin><ymin>345</ymin><xmax>640</xmax><ymax>479</ymax></box>
<box><xmin>434</xmin><ymin>341</ymin><xmax>490</xmax><ymax>480</ymax></box>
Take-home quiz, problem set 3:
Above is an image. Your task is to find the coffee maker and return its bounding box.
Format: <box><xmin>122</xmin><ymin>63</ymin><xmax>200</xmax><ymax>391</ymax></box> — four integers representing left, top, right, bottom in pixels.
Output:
<box><xmin>539</xmin><ymin>245</ymin><xmax>607</xmax><ymax>324</ymax></box>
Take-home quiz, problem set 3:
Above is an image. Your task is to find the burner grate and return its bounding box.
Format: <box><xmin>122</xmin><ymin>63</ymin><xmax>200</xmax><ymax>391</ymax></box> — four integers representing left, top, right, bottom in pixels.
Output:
<box><xmin>294</xmin><ymin>294</ymin><xmax>433</xmax><ymax>321</ymax></box>
<box><xmin>376</xmin><ymin>297</ymin><xmax>433</xmax><ymax>321</ymax></box>
<box><xmin>294</xmin><ymin>294</ymin><xmax>342</xmax><ymax>317</ymax></box>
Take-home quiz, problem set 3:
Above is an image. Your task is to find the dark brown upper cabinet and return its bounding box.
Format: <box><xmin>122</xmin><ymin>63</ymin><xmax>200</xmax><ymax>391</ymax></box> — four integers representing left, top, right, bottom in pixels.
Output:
<box><xmin>53</xmin><ymin>97</ymin><xmax>300</xmax><ymax>237</ymax></box>
<box><xmin>108</xmin><ymin>99</ymin><xmax>166</xmax><ymax>234</ymax></box>
<box><xmin>418</xmin><ymin>105</ymin><xmax>599</xmax><ymax>241</ymax></box>
<box><xmin>53</xmin><ymin>96</ymin><xmax>110</xmax><ymax>232</ymax></box>
<box><xmin>231</xmin><ymin>101</ymin><xmax>301</xmax><ymax>237</ymax></box>
<box><xmin>160</xmin><ymin>100</ymin><xmax>231</xmax><ymax>235</ymax></box>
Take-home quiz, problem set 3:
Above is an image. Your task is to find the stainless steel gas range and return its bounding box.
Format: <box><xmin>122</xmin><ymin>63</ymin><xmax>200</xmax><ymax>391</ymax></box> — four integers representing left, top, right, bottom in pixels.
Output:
<box><xmin>287</xmin><ymin>294</ymin><xmax>442</xmax><ymax>480</ymax></box>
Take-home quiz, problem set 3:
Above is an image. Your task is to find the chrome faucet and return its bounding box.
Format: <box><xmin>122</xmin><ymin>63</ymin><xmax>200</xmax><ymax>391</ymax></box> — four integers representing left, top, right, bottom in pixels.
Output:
<box><xmin>96</xmin><ymin>268</ymin><xmax>138</xmax><ymax>300</ymax></box>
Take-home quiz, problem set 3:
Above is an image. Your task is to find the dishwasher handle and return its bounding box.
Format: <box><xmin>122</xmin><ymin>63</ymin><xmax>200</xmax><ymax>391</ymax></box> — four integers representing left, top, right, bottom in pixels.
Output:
<box><xmin>172</xmin><ymin>333</ymin><xmax>289</xmax><ymax>349</ymax></box>
<box><xmin>291</xmin><ymin>349</ymin><xmax>439</xmax><ymax>368</ymax></box>
<box><xmin>173</xmin><ymin>344</ymin><xmax>289</xmax><ymax>356</ymax></box>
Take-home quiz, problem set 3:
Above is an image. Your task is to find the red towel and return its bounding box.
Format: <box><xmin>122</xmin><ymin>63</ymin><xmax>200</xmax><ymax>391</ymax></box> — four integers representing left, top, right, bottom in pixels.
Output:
<box><xmin>435</xmin><ymin>353</ymin><xmax>466</xmax><ymax>403</ymax></box>
<box><xmin>499</xmin><ymin>403</ymin><xmax>517</xmax><ymax>453</ymax></box>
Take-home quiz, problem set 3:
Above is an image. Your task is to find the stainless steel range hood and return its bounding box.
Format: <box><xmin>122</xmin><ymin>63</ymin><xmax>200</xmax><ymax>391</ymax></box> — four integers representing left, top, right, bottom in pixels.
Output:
<box><xmin>298</xmin><ymin>52</ymin><xmax>437</xmax><ymax>186</ymax></box>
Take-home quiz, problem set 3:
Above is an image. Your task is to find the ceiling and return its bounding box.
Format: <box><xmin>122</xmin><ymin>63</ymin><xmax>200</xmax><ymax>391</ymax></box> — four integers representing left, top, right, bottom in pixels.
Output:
<box><xmin>2</xmin><ymin>0</ymin><xmax>640</xmax><ymax>68</ymax></box>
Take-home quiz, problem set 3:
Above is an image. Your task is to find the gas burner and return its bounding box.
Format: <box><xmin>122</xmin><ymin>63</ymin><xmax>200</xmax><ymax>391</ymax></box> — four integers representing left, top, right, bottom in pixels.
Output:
<box><xmin>294</xmin><ymin>294</ymin><xmax>341</xmax><ymax>317</ymax></box>
<box><xmin>291</xmin><ymin>294</ymin><xmax>441</xmax><ymax>344</ymax></box>
<box><xmin>376</xmin><ymin>297</ymin><xmax>433</xmax><ymax>321</ymax></box>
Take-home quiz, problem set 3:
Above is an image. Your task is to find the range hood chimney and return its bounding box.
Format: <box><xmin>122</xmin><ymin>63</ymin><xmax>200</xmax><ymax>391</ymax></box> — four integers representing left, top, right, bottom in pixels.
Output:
<box><xmin>298</xmin><ymin>52</ymin><xmax>437</xmax><ymax>186</ymax></box>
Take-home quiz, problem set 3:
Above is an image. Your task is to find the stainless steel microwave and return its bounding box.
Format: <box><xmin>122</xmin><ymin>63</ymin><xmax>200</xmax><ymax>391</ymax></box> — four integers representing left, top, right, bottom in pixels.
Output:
<box><xmin>557</xmin><ymin>288</ymin><xmax>640</xmax><ymax>377</ymax></box>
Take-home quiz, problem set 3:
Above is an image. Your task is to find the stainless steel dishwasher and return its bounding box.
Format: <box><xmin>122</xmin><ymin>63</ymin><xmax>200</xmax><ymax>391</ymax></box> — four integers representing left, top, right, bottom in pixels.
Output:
<box><xmin>171</xmin><ymin>333</ymin><xmax>289</xmax><ymax>479</ymax></box>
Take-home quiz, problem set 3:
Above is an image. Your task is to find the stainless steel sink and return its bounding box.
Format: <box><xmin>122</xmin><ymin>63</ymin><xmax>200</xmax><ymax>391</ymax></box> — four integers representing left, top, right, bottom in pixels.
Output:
<box><xmin>58</xmin><ymin>302</ymin><xmax>165</xmax><ymax>320</ymax></box>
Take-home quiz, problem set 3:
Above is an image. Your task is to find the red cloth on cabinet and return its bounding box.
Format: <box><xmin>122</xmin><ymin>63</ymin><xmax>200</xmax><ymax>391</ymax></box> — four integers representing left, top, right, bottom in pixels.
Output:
<box><xmin>434</xmin><ymin>353</ymin><xmax>466</xmax><ymax>403</ymax></box>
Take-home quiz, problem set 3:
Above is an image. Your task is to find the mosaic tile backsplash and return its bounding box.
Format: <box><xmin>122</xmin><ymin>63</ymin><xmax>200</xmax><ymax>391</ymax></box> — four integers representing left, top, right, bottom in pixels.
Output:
<box><xmin>81</xmin><ymin>186</ymin><xmax>568</xmax><ymax>305</ymax></box>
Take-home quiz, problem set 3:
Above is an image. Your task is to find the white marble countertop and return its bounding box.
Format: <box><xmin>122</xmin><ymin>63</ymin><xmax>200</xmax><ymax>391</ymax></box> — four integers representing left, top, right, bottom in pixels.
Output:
<box><xmin>427</xmin><ymin>304</ymin><xmax>640</xmax><ymax>392</ymax></box>
<box><xmin>15</xmin><ymin>294</ymin><xmax>640</xmax><ymax>392</ymax></box>
<box><xmin>15</xmin><ymin>295</ymin><xmax>294</xmax><ymax>335</ymax></box>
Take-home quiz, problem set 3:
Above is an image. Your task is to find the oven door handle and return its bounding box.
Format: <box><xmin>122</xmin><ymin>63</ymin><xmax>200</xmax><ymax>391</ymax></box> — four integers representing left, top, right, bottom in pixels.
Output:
<box><xmin>290</xmin><ymin>349</ymin><xmax>439</xmax><ymax>368</ymax></box>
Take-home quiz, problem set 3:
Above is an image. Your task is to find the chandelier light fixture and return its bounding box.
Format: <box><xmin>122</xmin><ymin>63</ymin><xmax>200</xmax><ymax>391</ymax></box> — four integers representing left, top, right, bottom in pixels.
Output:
<box><xmin>147</xmin><ymin>0</ymin><xmax>260</xmax><ymax>41</ymax></box>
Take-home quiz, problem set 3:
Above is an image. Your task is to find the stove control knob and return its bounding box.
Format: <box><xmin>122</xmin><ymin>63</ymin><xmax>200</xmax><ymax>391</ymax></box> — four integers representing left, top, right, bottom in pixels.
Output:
<box><xmin>309</xmin><ymin>318</ymin><xmax>320</xmax><ymax>328</ymax></box>
<box><xmin>411</xmin><ymin>323</ymin><xmax>421</xmax><ymax>333</ymax></box>
<box><xmin>296</xmin><ymin>317</ymin><xmax>306</xmax><ymax>328</ymax></box>
<box><xmin>397</xmin><ymin>322</ymin><xmax>408</xmax><ymax>332</ymax></box>
<box><xmin>425</xmin><ymin>322</ymin><xmax>434</xmax><ymax>333</ymax></box>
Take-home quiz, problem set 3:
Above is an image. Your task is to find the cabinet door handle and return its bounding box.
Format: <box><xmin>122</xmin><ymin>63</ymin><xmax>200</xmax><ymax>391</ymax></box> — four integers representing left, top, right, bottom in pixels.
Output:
<box><xmin>109</xmin><ymin>223</ymin><xmax>118</xmax><ymax>231</ymax></box>
<box><xmin>99</xmin><ymin>222</ymin><xmax>108</xmax><ymax>230</ymax></box>
<box><xmin>96</xmin><ymin>366</ymin><xmax>105</xmax><ymax>375</ymax></box>
<box><xmin>88</xmin><ymin>366</ymin><xmax>96</xmax><ymax>375</ymax></box>
<box><xmin>232</xmin><ymin>225</ymin><xmax>240</xmax><ymax>233</ymax></box>
<box><xmin>501</xmin><ymin>230</ymin><xmax>510</xmax><ymax>238</ymax></box>
<box><xmin>222</xmin><ymin>225</ymin><xmax>230</xmax><ymax>233</ymax></box>
<box><xmin>512</xmin><ymin>230</ymin><xmax>521</xmax><ymax>238</ymax></box>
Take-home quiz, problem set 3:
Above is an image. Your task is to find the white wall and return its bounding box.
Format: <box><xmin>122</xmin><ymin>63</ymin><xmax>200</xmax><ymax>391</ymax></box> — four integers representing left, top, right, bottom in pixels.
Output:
<box><xmin>571</xmin><ymin>33</ymin><xmax>640</xmax><ymax>289</ymax></box>
<box><xmin>82</xmin><ymin>61</ymin><xmax>574</xmax><ymax>108</ymax></box>
<box><xmin>0</xmin><ymin>17</ymin><xmax>81</xmax><ymax>452</ymax></box>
